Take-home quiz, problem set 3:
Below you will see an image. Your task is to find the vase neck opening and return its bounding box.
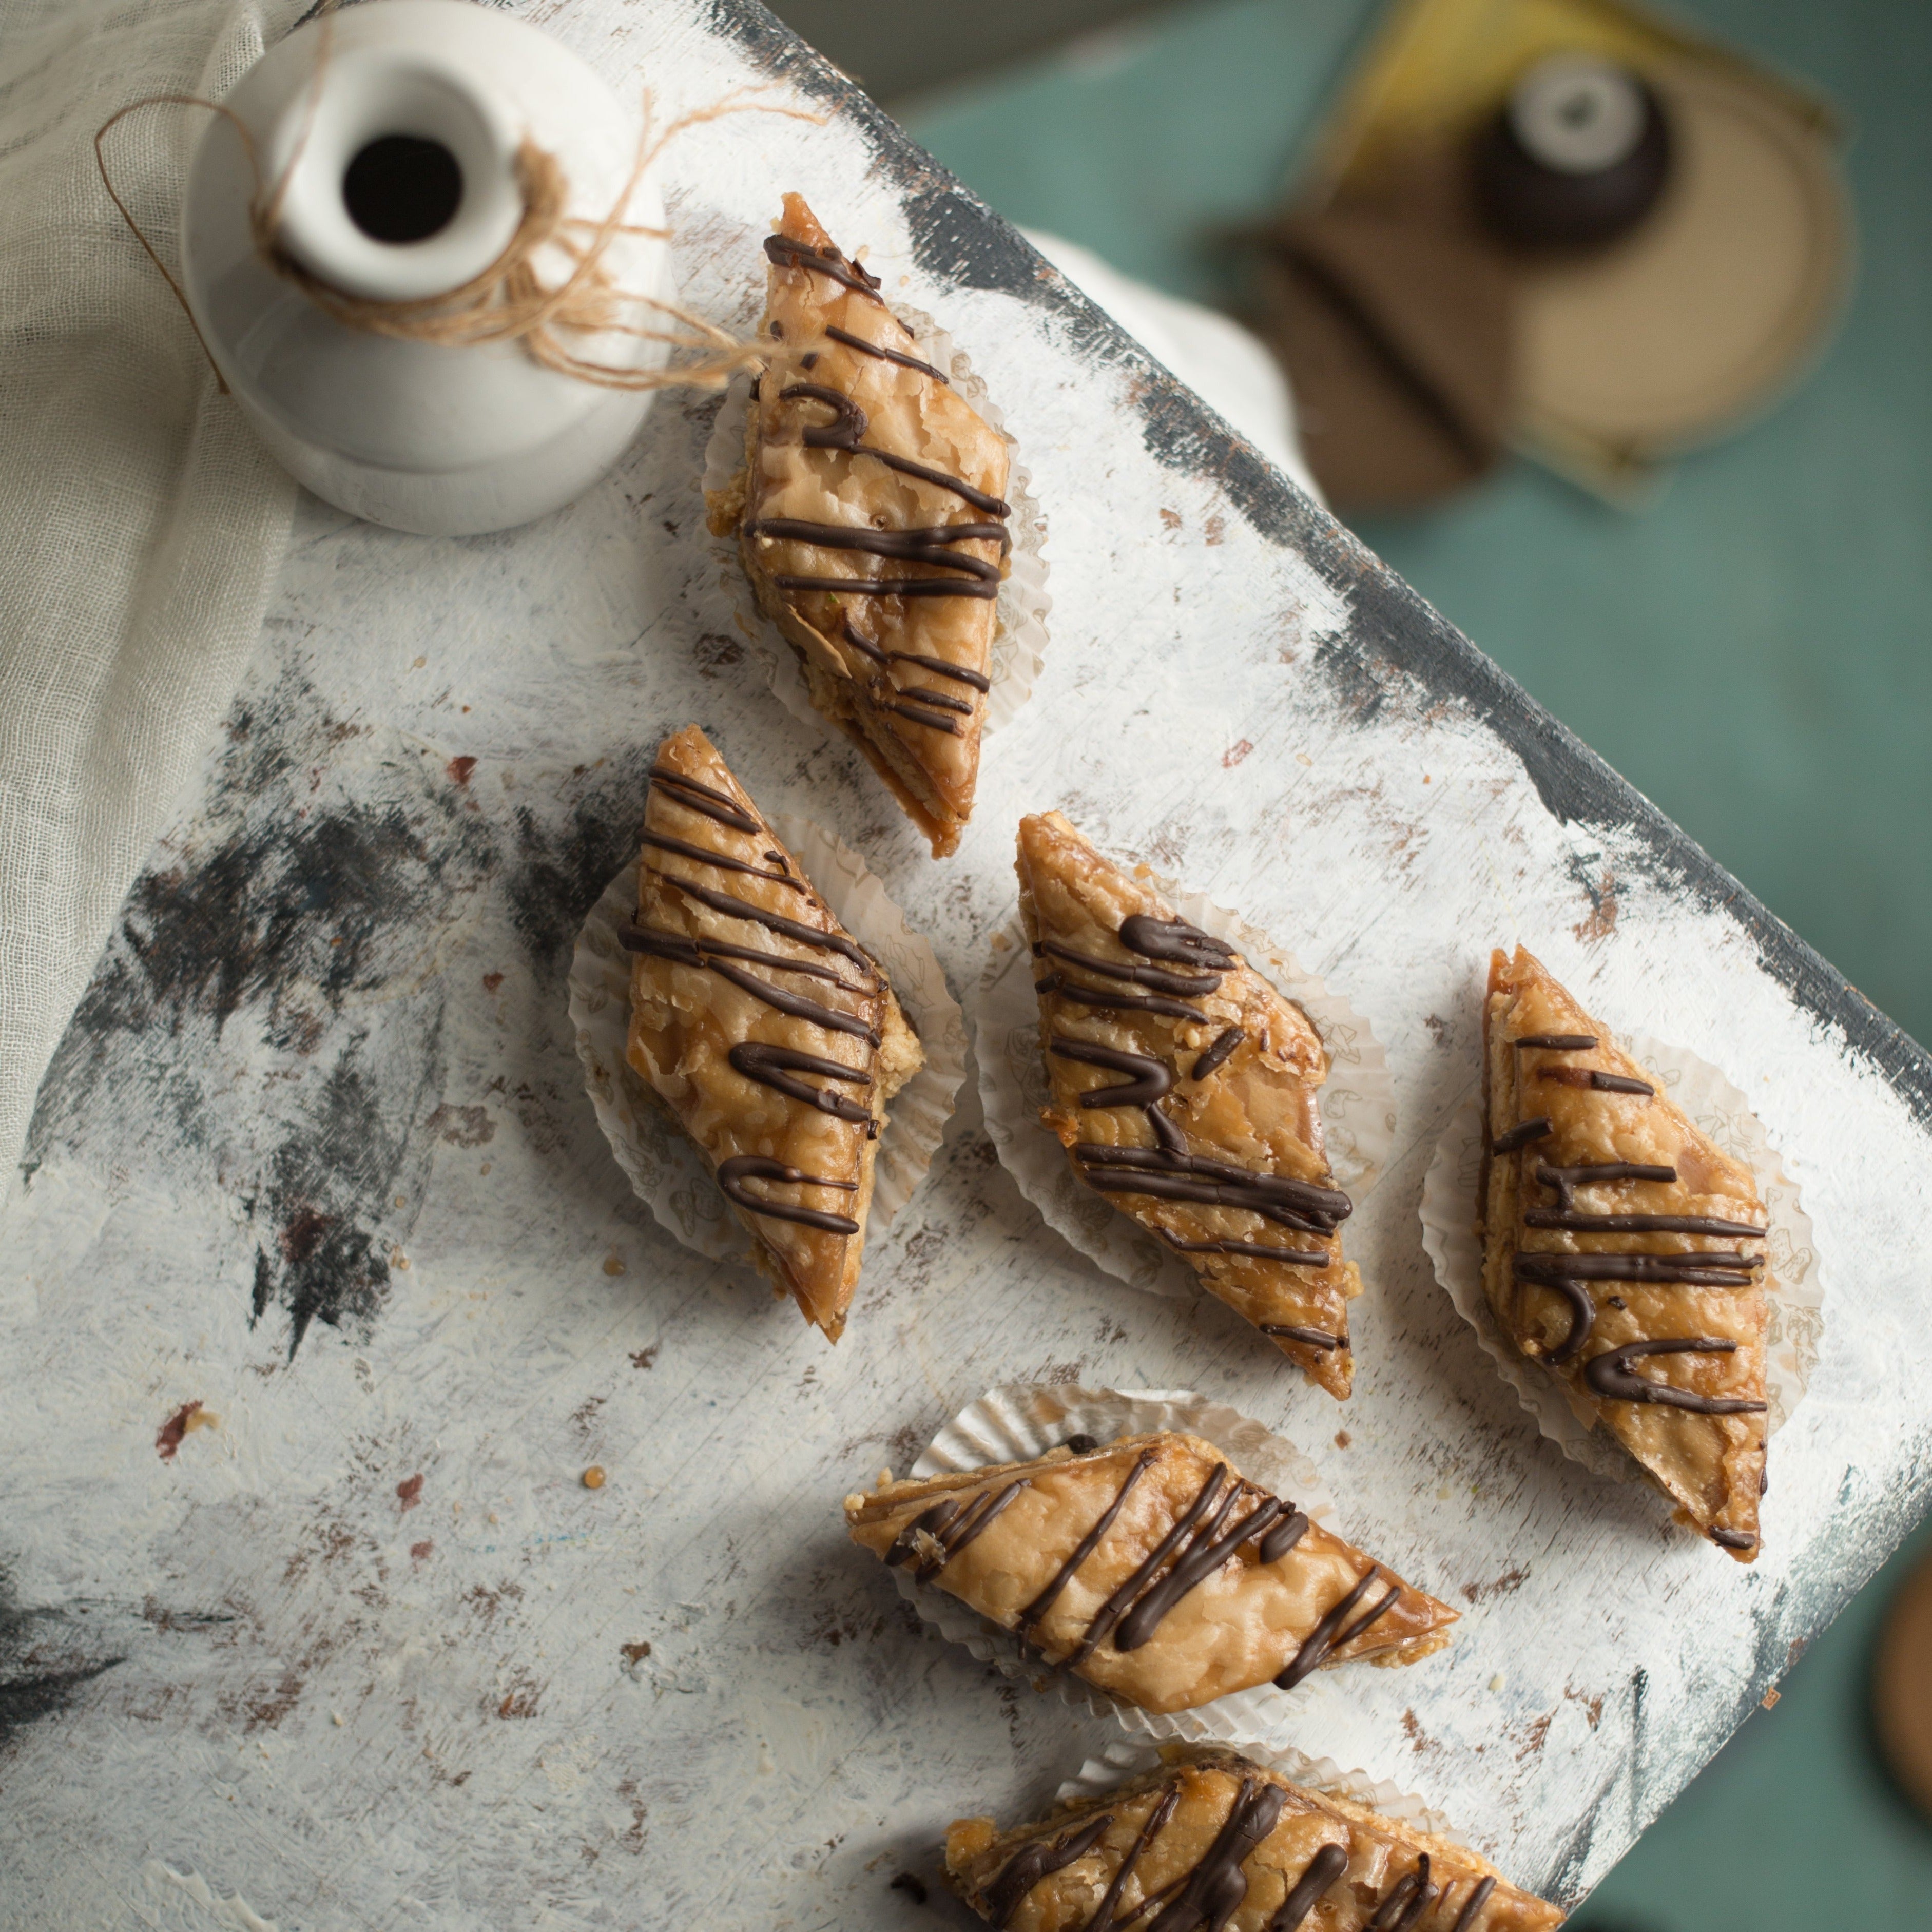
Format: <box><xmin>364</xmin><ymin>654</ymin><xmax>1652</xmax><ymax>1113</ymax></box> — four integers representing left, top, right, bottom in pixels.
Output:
<box><xmin>267</xmin><ymin>43</ymin><xmax>524</xmax><ymax>303</ymax></box>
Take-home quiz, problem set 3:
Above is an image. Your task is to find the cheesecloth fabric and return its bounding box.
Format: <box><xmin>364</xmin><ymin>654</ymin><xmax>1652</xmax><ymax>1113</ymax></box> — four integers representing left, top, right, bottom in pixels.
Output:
<box><xmin>0</xmin><ymin>0</ymin><xmax>299</xmax><ymax>1212</ymax></box>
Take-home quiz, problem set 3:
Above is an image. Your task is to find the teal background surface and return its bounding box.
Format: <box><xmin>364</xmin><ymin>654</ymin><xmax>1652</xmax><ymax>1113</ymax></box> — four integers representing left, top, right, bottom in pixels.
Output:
<box><xmin>906</xmin><ymin>0</ymin><xmax>1932</xmax><ymax>1057</ymax></box>
<box><xmin>898</xmin><ymin>1</ymin><xmax>1932</xmax><ymax>1922</ymax></box>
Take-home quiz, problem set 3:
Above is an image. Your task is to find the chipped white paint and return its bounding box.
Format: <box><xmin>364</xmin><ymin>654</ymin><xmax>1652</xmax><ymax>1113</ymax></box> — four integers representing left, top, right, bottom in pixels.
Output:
<box><xmin>2</xmin><ymin>3</ymin><xmax>1928</xmax><ymax>1930</ymax></box>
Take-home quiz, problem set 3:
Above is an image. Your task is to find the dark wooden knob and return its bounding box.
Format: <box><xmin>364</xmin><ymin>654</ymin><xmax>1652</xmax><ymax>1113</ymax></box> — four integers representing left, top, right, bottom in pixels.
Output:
<box><xmin>1473</xmin><ymin>54</ymin><xmax>1672</xmax><ymax>253</ymax></box>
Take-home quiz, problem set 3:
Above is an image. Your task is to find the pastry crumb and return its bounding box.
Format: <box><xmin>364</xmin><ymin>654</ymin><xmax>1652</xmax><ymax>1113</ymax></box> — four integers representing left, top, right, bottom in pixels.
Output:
<box><xmin>582</xmin><ymin>1466</ymin><xmax>606</xmax><ymax>1490</ymax></box>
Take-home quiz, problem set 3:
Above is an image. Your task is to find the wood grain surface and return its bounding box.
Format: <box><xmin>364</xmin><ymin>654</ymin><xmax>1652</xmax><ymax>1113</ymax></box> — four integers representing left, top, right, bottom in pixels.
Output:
<box><xmin>3</xmin><ymin>2</ymin><xmax>1927</xmax><ymax>1926</ymax></box>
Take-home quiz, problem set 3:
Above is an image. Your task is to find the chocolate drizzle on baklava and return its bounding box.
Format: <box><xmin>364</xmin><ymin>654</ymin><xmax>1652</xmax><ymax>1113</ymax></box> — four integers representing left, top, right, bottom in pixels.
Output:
<box><xmin>1042</xmin><ymin>914</ymin><xmax>1353</xmax><ymax>1262</ymax></box>
<box><xmin>956</xmin><ymin>1754</ymin><xmax>1558</xmax><ymax>1932</ymax></box>
<box><xmin>733</xmin><ymin>196</ymin><xmax>1015</xmax><ymax>855</ymax></box>
<box><xmin>624</xmin><ymin>730</ymin><xmax>924</xmax><ymax>1340</ymax></box>
<box><xmin>1481</xmin><ymin>946</ymin><xmax>1771</xmax><ymax>1556</ymax></box>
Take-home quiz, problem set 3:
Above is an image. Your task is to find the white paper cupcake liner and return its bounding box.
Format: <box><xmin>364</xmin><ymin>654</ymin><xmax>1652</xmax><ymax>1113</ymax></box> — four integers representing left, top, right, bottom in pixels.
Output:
<box><xmin>700</xmin><ymin>302</ymin><xmax>1049</xmax><ymax>736</ymax></box>
<box><xmin>569</xmin><ymin>814</ymin><xmax>965</xmax><ymax>1264</ymax></box>
<box><xmin>973</xmin><ymin>878</ymin><xmax>1395</xmax><ymax>1302</ymax></box>
<box><xmin>1420</xmin><ymin>1031</ymin><xmax>1824</xmax><ymax>1484</ymax></box>
<box><xmin>887</xmin><ymin>1382</ymin><xmax>1385</xmax><ymax>1755</ymax></box>
<box><xmin>1052</xmin><ymin>1737</ymin><xmax>1464</xmax><ymax>1848</ymax></box>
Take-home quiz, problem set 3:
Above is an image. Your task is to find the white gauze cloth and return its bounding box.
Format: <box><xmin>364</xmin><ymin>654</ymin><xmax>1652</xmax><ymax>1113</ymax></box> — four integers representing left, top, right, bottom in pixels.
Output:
<box><xmin>0</xmin><ymin>0</ymin><xmax>298</xmax><ymax>1208</ymax></box>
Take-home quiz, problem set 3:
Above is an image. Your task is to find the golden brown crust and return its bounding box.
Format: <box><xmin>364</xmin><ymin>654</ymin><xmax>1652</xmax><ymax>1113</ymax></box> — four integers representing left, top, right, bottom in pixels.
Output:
<box><xmin>718</xmin><ymin>193</ymin><xmax>1011</xmax><ymax>859</ymax></box>
<box><xmin>945</xmin><ymin>1748</ymin><xmax>1564</xmax><ymax>1930</ymax></box>
<box><xmin>1479</xmin><ymin>946</ymin><xmax>1768</xmax><ymax>1559</ymax></box>
<box><xmin>1016</xmin><ymin>812</ymin><xmax>1361</xmax><ymax>1398</ymax></box>
<box><xmin>844</xmin><ymin>1431</ymin><xmax>1455</xmax><ymax>1714</ymax></box>
<box><xmin>624</xmin><ymin>726</ymin><xmax>922</xmax><ymax>1341</ymax></box>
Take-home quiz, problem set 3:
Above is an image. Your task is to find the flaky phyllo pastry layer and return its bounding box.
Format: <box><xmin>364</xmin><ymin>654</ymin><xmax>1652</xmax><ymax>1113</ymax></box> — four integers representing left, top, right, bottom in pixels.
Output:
<box><xmin>1017</xmin><ymin>812</ymin><xmax>1363</xmax><ymax>1397</ymax></box>
<box><xmin>706</xmin><ymin>192</ymin><xmax>1012</xmax><ymax>858</ymax></box>
<box><xmin>845</xmin><ymin>1429</ymin><xmax>1455</xmax><ymax>1714</ymax></box>
<box><xmin>1480</xmin><ymin>946</ymin><xmax>1770</xmax><ymax>1560</ymax></box>
<box><xmin>946</xmin><ymin>1748</ymin><xmax>1564</xmax><ymax>1931</ymax></box>
<box><xmin>622</xmin><ymin>725</ymin><xmax>923</xmax><ymax>1342</ymax></box>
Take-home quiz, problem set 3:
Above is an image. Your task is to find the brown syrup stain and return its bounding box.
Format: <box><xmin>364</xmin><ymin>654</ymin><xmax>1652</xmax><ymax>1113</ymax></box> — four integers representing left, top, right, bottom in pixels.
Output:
<box><xmin>693</xmin><ymin>632</ymin><xmax>744</xmax><ymax>676</ymax></box>
<box><xmin>1563</xmin><ymin>1684</ymin><xmax>1605</xmax><ymax>1729</ymax></box>
<box><xmin>629</xmin><ymin>1346</ymin><xmax>659</xmax><ymax>1370</ymax></box>
<box><xmin>396</xmin><ymin>1473</ymin><xmax>424</xmax><ymax>1512</ymax></box>
<box><xmin>155</xmin><ymin>1401</ymin><xmax>209</xmax><ymax>1460</ymax></box>
<box><xmin>279</xmin><ymin>1208</ymin><xmax>332</xmax><ymax>1265</ymax></box>
<box><xmin>426</xmin><ymin>1103</ymin><xmax>493</xmax><ymax>1146</ymax></box>
<box><xmin>1400</xmin><ymin>1708</ymin><xmax>1442</xmax><ymax>1757</ymax></box>
<box><xmin>1461</xmin><ymin>1565</ymin><xmax>1529</xmax><ymax>1605</ymax></box>
<box><xmin>496</xmin><ymin>1675</ymin><xmax>542</xmax><ymax>1719</ymax></box>
<box><xmin>616</xmin><ymin>1776</ymin><xmax>648</xmax><ymax>1851</ymax></box>
<box><xmin>1574</xmin><ymin>868</ymin><xmax>1618</xmax><ymax>943</ymax></box>
<box><xmin>410</xmin><ymin>1540</ymin><xmax>433</xmax><ymax>1562</ymax></box>
<box><xmin>481</xmin><ymin>970</ymin><xmax>505</xmax><ymax>993</ymax></box>
<box><xmin>446</xmin><ymin>756</ymin><xmax>477</xmax><ymax>786</ymax></box>
<box><xmin>466</xmin><ymin>1581</ymin><xmax>524</xmax><ymax>1627</ymax></box>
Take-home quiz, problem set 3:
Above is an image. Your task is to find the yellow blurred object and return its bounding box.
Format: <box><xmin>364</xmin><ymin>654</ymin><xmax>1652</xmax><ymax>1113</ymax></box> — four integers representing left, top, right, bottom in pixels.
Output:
<box><xmin>1307</xmin><ymin>0</ymin><xmax>1832</xmax><ymax>198</ymax></box>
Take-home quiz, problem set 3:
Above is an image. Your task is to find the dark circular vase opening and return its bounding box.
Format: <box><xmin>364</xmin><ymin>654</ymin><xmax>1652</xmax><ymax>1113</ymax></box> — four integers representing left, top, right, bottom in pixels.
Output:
<box><xmin>342</xmin><ymin>134</ymin><xmax>463</xmax><ymax>244</ymax></box>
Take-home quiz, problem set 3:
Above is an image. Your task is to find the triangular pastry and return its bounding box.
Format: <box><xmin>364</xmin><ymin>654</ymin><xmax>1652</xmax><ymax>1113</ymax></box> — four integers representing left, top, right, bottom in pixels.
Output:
<box><xmin>1480</xmin><ymin>946</ymin><xmax>1770</xmax><ymax>1559</ymax></box>
<box><xmin>708</xmin><ymin>192</ymin><xmax>1012</xmax><ymax>859</ymax></box>
<box><xmin>1017</xmin><ymin>812</ymin><xmax>1363</xmax><ymax>1398</ymax></box>
<box><xmin>945</xmin><ymin>1746</ymin><xmax>1564</xmax><ymax>1931</ymax></box>
<box><xmin>845</xmin><ymin>1429</ymin><xmax>1456</xmax><ymax>1713</ymax></box>
<box><xmin>623</xmin><ymin>726</ymin><xmax>923</xmax><ymax>1341</ymax></box>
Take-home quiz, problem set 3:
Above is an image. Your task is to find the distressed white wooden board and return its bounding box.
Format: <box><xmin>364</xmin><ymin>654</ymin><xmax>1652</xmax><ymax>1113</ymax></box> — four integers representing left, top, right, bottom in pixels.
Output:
<box><xmin>3</xmin><ymin>1</ymin><xmax>1929</xmax><ymax>1928</ymax></box>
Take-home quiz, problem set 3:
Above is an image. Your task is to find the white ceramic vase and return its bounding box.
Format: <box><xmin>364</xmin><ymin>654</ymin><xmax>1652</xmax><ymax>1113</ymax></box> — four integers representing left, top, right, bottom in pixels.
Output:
<box><xmin>181</xmin><ymin>0</ymin><xmax>672</xmax><ymax>536</ymax></box>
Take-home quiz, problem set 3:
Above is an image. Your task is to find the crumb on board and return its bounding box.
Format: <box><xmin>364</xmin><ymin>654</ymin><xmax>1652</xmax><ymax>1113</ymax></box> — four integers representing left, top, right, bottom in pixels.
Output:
<box><xmin>155</xmin><ymin>1400</ymin><xmax>219</xmax><ymax>1460</ymax></box>
<box><xmin>582</xmin><ymin>1466</ymin><xmax>606</xmax><ymax>1490</ymax></box>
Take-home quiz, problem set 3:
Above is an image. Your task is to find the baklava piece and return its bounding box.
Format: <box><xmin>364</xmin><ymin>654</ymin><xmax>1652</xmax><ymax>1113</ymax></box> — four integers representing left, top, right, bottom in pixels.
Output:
<box><xmin>1481</xmin><ymin>946</ymin><xmax>1769</xmax><ymax>1560</ymax></box>
<box><xmin>945</xmin><ymin>1746</ymin><xmax>1564</xmax><ymax>1931</ymax></box>
<box><xmin>845</xmin><ymin>1429</ymin><xmax>1455</xmax><ymax>1714</ymax></box>
<box><xmin>710</xmin><ymin>191</ymin><xmax>1012</xmax><ymax>858</ymax></box>
<box><xmin>623</xmin><ymin>725</ymin><xmax>923</xmax><ymax>1341</ymax></box>
<box><xmin>1018</xmin><ymin>812</ymin><xmax>1363</xmax><ymax>1398</ymax></box>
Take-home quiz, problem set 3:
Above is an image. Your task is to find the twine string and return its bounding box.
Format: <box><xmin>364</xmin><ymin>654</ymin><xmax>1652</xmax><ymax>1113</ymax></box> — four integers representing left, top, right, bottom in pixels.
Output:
<box><xmin>95</xmin><ymin>11</ymin><xmax>814</xmax><ymax>396</ymax></box>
